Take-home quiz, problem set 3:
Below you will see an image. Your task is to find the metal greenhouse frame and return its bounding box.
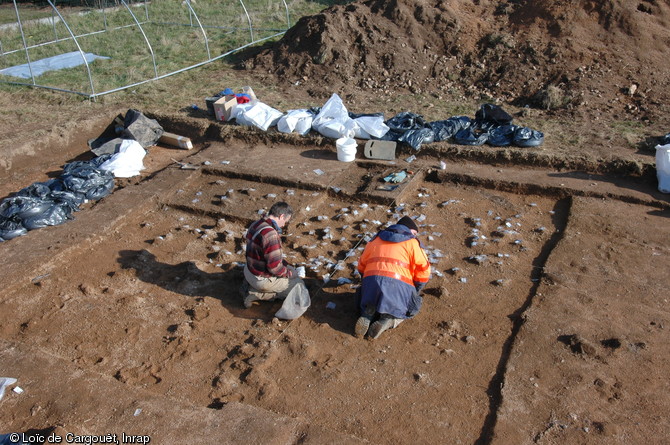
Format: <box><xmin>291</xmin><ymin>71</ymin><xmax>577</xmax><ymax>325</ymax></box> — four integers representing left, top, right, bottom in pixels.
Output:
<box><xmin>0</xmin><ymin>0</ymin><xmax>291</xmax><ymax>99</ymax></box>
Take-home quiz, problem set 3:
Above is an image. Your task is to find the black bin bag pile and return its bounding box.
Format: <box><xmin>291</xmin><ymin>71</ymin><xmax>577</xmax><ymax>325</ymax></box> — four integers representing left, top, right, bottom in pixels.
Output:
<box><xmin>381</xmin><ymin>104</ymin><xmax>545</xmax><ymax>151</ymax></box>
<box><xmin>0</xmin><ymin>155</ymin><xmax>114</xmax><ymax>241</ymax></box>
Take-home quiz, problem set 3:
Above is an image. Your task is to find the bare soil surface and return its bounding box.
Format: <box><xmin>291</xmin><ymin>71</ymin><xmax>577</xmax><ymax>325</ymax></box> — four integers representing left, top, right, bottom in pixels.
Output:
<box><xmin>1</xmin><ymin>1</ymin><xmax>670</xmax><ymax>444</ymax></box>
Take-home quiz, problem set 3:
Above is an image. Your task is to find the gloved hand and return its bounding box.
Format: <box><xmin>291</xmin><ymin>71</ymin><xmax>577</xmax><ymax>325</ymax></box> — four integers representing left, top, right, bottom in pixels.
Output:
<box><xmin>383</xmin><ymin>170</ymin><xmax>407</xmax><ymax>183</ymax></box>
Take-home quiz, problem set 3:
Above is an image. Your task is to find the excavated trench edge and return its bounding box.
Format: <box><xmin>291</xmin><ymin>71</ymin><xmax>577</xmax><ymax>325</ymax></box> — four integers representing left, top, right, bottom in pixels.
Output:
<box><xmin>151</xmin><ymin>113</ymin><xmax>658</xmax><ymax>182</ymax></box>
<box><xmin>168</xmin><ymin>161</ymin><xmax>577</xmax><ymax>444</ymax></box>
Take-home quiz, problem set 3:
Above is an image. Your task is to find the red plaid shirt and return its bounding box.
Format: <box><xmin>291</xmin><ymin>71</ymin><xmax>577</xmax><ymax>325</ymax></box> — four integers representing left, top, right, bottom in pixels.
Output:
<box><xmin>245</xmin><ymin>217</ymin><xmax>291</xmax><ymax>278</ymax></box>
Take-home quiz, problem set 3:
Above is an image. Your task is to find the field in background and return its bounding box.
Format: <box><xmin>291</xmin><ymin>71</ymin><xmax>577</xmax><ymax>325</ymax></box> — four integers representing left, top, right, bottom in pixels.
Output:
<box><xmin>0</xmin><ymin>0</ymin><xmax>335</xmax><ymax>97</ymax></box>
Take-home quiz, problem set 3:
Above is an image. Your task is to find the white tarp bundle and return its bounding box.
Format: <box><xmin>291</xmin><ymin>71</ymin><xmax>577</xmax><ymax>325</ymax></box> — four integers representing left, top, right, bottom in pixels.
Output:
<box><xmin>99</xmin><ymin>139</ymin><xmax>146</xmax><ymax>178</ymax></box>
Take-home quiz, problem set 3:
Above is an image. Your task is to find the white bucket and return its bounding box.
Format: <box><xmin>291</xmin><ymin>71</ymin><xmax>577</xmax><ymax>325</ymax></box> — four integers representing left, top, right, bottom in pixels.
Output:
<box><xmin>656</xmin><ymin>143</ymin><xmax>670</xmax><ymax>193</ymax></box>
<box><xmin>336</xmin><ymin>137</ymin><xmax>357</xmax><ymax>162</ymax></box>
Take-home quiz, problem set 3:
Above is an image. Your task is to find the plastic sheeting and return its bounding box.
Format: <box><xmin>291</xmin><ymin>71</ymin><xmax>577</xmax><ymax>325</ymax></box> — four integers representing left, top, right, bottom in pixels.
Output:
<box><xmin>0</xmin><ymin>51</ymin><xmax>109</xmax><ymax>79</ymax></box>
<box><xmin>0</xmin><ymin>156</ymin><xmax>114</xmax><ymax>241</ymax></box>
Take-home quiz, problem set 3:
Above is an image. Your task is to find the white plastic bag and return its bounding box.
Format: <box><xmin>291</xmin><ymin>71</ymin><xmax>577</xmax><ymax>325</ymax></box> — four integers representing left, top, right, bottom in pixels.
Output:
<box><xmin>312</xmin><ymin>93</ymin><xmax>356</xmax><ymax>139</ymax></box>
<box><xmin>99</xmin><ymin>139</ymin><xmax>146</xmax><ymax>178</ymax></box>
<box><xmin>277</xmin><ymin>109</ymin><xmax>314</xmax><ymax>135</ymax></box>
<box><xmin>0</xmin><ymin>377</ymin><xmax>17</xmax><ymax>401</ymax></box>
<box><xmin>656</xmin><ymin>143</ymin><xmax>670</xmax><ymax>193</ymax></box>
<box><xmin>274</xmin><ymin>282</ymin><xmax>311</xmax><ymax>320</ymax></box>
<box><xmin>353</xmin><ymin>115</ymin><xmax>390</xmax><ymax>139</ymax></box>
<box><xmin>233</xmin><ymin>101</ymin><xmax>283</xmax><ymax>131</ymax></box>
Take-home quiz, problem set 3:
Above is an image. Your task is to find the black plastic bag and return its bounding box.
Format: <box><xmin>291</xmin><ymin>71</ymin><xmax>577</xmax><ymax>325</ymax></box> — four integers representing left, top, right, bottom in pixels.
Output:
<box><xmin>430</xmin><ymin>116</ymin><xmax>472</xmax><ymax>142</ymax></box>
<box><xmin>379</xmin><ymin>129</ymin><xmax>405</xmax><ymax>142</ymax></box>
<box><xmin>453</xmin><ymin>128</ymin><xmax>489</xmax><ymax>146</ymax></box>
<box><xmin>487</xmin><ymin>125</ymin><xmax>519</xmax><ymax>147</ymax></box>
<box><xmin>0</xmin><ymin>215</ymin><xmax>27</xmax><ymax>240</ymax></box>
<box><xmin>475</xmin><ymin>104</ymin><xmax>513</xmax><ymax>126</ymax></box>
<box><xmin>0</xmin><ymin>196</ymin><xmax>53</xmax><ymax>220</ymax></box>
<box><xmin>22</xmin><ymin>202</ymin><xmax>73</xmax><ymax>230</ymax></box>
<box><xmin>513</xmin><ymin>127</ymin><xmax>545</xmax><ymax>147</ymax></box>
<box><xmin>385</xmin><ymin>112</ymin><xmax>427</xmax><ymax>132</ymax></box>
<box><xmin>399</xmin><ymin>128</ymin><xmax>435</xmax><ymax>150</ymax></box>
<box><xmin>122</xmin><ymin>109</ymin><xmax>164</xmax><ymax>148</ymax></box>
<box><xmin>61</xmin><ymin>165</ymin><xmax>115</xmax><ymax>201</ymax></box>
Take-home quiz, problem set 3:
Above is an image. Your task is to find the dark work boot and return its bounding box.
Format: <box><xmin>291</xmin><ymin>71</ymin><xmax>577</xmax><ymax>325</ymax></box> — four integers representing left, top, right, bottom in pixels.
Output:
<box><xmin>368</xmin><ymin>314</ymin><xmax>399</xmax><ymax>339</ymax></box>
<box><xmin>354</xmin><ymin>305</ymin><xmax>376</xmax><ymax>338</ymax></box>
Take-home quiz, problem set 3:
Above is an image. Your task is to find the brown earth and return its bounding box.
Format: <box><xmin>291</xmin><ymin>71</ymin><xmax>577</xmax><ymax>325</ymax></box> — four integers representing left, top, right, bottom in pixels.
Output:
<box><xmin>1</xmin><ymin>0</ymin><xmax>670</xmax><ymax>444</ymax></box>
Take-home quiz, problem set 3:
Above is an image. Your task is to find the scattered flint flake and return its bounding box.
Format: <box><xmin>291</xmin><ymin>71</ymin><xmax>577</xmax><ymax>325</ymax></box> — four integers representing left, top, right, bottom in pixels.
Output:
<box><xmin>286</xmin><ymin>189</ymin><xmax>295</xmax><ymax>195</ymax></box>
<box><xmin>191</xmin><ymin>199</ymin><xmax>200</xmax><ymax>203</ymax></box>
<box><xmin>267</xmin><ymin>193</ymin><xmax>277</xmax><ymax>198</ymax></box>
<box><xmin>258</xmin><ymin>209</ymin><xmax>264</xmax><ymax>214</ymax></box>
<box><xmin>439</xmin><ymin>199</ymin><xmax>459</xmax><ymax>207</ymax></box>
<box><xmin>514</xmin><ymin>239</ymin><xmax>523</xmax><ymax>244</ymax></box>
<box><xmin>505</xmin><ymin>222</ymin><xmax>512</xmax><ymax>227</ymax></box>
<box><xmin>326</xmin><ymin>302</ymin><xmax>337</xmax><ymax>310</ymax></box>
<box><xmin>13</xmin><ymin>387</ymin><xmax>23</xmax><ymax>394</ymax></box>
<box><xmin>450</xmin><ymin>267</ymin><xmax>460</xmax><ymax>273</ymax></box>
<box><xmin>360</xmin><ymin>203</ymin><xmax>369</xmax><ymax>208</ymax></box>
<box><xmin>534</xmin><ymin>226</ymin><xmax>547</xmax><ymax>233</ymax></box>
<box><xmin>196</xmin><ymin>191</ymin><xmax>203</xmax><ymax>196</ymax></box>
<box><xmin>469</xmin><ymin>254</ymin><xmax>488</xmax><ymax>264</ymax></box>
<box><xmin>529</xmin><ymin>203</ymin><xmax>537</xmax><ymax>207</ymax></box>
<box><xmin>406</xmin><ymin>155</ymin><xmax>416</xmax><ymax>163</ymax></box>
<box><xmin>549</xmin><ymin>210</ymin><xmax>555</xmax><ymax>215</ymax></box>
<box><xmin>220</xmin><ymin>160</ymin><xmax>230</xmax><ymax>165</ymax></box>
<box><xmin>318</xmin><ymin>215</ymin><xmax>329</xmax><ymax>221</ymax></box>
<box><xmin>216</xmin><ymin>264</ymin><xmax>222</xmax><ymax>267</ymax></box>
<box><xmin>331</xmin><ymin>186</ymin><xmax>341</xmax><ymax>193</ymax></box>
<box><xmin>313</xmin><ymin>169</ymin><xmax>325</xmax><ymax>175</ymax></box>
<box><xmin>494</xmin><ymin>279</ymin><xmax>505</xmax><ymax>286</ymax></box>
<box><xmin>360</xmin><ymin>224</ymin><xmax>367</xmax><ymax>229</ymax></box>
<box><xmin>372</xmin><ymin>220</ymin><xmax>382</xmax><ymax>225</ymax></box>
<box><xmin>417</xmin><ymin>214</ymin><xmax>426</xmax><ymax>222</ymax></box>
<box><xmin>440</xmin><ymin>160</ymin><xmax>447</xmax><ymax>170</ymax></box>
<box><xmin>432</xmin><ymin>232</ymin><xmax>442</xmax><ymax>237</ymax></box>
<box><xmin>134</xmin><ymin>409</ymin><xmax>142</xmax><ymax>416</ymax></box>
<box><xmin>428</xmin><ymin>236</ymin><xmax>434</xmax><ymax>241</ymax></box>
<box><xmin>203</xmin><ymin>161</ymin><xmax>211</xmax><ymax>166</ymax></box>
<box><xmin>306</xmin><ymin>206</ymin><xmax>311</xmax><ymax>211</ymax></box>
<box><xmin>323</xmin><ymin>274</ymin><xmax>331</xmax><ymax>283</ymax></box>
<box><xmin>353</xmin><ymin>209</ymin><xmax>359</xmax><ymax>215</ymax></box>
<box><xmin>433</xmin><ymin>270</ymin><xmax>444</xmax><ymax>277</ymax></box>
<box><xmin>337</xmin><ymin>277</ymin><xmax>352</xmax><ymax>285</ymax></box>
<box><xmin>459</xmin><ymin>277</ymin><xmax>467</xmax><ymax>283</ymax></box>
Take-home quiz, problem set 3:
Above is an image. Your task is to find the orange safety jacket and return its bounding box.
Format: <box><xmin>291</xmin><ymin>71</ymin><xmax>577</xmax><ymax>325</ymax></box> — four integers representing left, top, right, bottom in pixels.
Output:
<box><xmin>358</xmin><ymin>235</ymin><xmax>431</xmax><ymax>287</ymax></box>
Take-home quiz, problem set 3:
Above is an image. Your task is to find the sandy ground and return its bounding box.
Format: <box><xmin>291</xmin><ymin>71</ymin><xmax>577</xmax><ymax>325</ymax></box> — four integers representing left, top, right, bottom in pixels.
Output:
<box><xmin>0</xmin><ymin>111</ymin><xmax>668</xmax><ymax>444</ymax></box>
<box><xmin>1</xmin><ymin>0</ymin><xmax>670</xmax><ymax>444</ymax></box>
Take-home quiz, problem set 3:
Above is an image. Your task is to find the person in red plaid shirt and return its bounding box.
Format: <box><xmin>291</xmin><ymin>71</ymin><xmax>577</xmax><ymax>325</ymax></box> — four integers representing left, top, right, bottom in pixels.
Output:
<box><xmin>240</xmin><ymin>201</ymin><xmax>308</xmax><ymax>311</ymax></box>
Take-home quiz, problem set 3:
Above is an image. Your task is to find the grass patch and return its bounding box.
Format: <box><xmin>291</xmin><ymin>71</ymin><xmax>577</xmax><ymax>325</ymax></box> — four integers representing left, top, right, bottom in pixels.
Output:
<box><xmin>0</xmin><ymin>0</ymin><xmax>339</xmax><ymax>97</ymax></box>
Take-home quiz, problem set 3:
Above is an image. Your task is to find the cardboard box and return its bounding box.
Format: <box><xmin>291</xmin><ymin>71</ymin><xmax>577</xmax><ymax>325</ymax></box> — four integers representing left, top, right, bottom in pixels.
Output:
<box><xmin>159</xmin><ymin>132</ymin><xmax>193</xmax><ymax>150</ymax></box>
<box><xmin>213</xmin><ymin>95</ymin><xmax>238</xmax><ymax>121</ymax></box>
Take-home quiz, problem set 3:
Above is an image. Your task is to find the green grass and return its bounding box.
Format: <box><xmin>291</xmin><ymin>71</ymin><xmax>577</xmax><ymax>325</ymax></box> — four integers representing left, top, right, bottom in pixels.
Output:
<box><xmin>0</xmin><ymin>0</ymin><xmax>337</xmax><ymax>97</ymax></box>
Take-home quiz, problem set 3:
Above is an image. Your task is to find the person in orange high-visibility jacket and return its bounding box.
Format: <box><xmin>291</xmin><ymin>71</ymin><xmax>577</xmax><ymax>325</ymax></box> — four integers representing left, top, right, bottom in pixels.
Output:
<box><xmin>355</xmin><ymin>216</ymin><xmax>431</xmax><ymax>339</ymax></box>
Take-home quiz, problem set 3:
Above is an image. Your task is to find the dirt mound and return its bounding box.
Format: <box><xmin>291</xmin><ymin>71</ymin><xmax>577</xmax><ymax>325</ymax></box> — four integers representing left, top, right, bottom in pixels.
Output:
<box><xmin>246</xmin><ymin>0</ymin><xmax>670</xmax><ymax>119</ymax></box>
